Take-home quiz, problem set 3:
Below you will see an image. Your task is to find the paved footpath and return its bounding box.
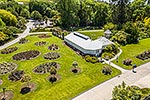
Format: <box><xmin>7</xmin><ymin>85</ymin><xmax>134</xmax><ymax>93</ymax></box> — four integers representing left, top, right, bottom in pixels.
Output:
<box><xmin>0</xmin><ymin>20</ymin><xmax>34</xmax><ymax>50</ymax></box>
<box><xmin>72</xmin><ymin>62</ymin><xmax>150</xmax><ymax>100</ymax></box>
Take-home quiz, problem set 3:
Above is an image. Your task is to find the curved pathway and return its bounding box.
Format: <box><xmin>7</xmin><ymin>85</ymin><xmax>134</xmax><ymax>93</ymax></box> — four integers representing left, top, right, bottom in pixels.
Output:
<box><xmin>72</xmin><ymin>61</ymin><xmax>150</xmax><ymax>100</ymax></box>
<box><xmin>0</xmin><ymin>20</ymin><xmax>34</xmax><ymax>50</ymax></box>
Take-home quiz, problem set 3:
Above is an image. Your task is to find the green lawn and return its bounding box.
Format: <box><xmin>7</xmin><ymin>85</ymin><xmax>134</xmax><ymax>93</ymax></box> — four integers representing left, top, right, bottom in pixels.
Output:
<box><xmin>0</xmin><ymin>33</ymin><xmax>120</xmax><ymax>100</ymax></box>
<box><xmin>113</xmin><ymin>38</ymin><xmax>150</xmax><ymax>70</ymax></box>
<box><xmin>77</xmin><ymin>30</ymin><xmax>104</xmax><ymax>40</ymax></box>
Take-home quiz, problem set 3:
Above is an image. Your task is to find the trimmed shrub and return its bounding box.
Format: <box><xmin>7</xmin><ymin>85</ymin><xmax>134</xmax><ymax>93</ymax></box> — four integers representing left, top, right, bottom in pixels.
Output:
<box><xmin>123</xmin><ymin>59</ymin><xmax>132</xmax><ymax>66</ymax></box>
<box><xmin>84</xmin><ymin>55</ymin><xmax>99</xmax><ymax>63</ymax></box>
<box><xmin>102</xmin><ymin>66</ymin><xmax>112</xmax><ymax>75</ymax></box>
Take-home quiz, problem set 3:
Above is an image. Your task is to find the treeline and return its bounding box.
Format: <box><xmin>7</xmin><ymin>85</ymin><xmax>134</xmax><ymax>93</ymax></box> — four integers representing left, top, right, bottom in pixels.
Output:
<box><xmin>0</xmin><ymin>0</ymin><xmax>150</xmax><ymax>45</ymax></box>
<box><xmin>0</xmin><ymin>0</ymin><xmax>28</xmax><ymax>45</ymax></box>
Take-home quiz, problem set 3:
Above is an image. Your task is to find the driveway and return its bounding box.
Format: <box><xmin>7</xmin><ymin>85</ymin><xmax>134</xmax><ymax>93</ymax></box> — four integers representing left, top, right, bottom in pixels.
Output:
<box><xmin>72</xmin><ymin>62</ymin><xmax>150</xmax><ymax>100</ymax></box>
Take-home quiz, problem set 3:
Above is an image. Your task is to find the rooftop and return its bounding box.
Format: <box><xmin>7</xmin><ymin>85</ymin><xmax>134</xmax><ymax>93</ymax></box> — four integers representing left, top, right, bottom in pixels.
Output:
<box><xmin>64</xmin><ymin>32</ymin><xmax>113</xmax><ymax>50</ymax></box>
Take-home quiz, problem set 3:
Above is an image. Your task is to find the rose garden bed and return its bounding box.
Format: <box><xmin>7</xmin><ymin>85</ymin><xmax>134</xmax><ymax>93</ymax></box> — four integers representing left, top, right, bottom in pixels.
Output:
<box><xmin>43</xmin><ymin>52</ymin><xmax>60</xmax><ymax>60</ymax></box>
<box><xmin>48</xmin><ymin>44</ymin><xmax>59</xmax><ymax>50</ymax></box>
<box><xmin>136</xmin><ymin>50</ymin><xmax>150</xmax><ymax>60</ymax></box>
<box><xmin>8</xmin><ymin>70</ymin><xmax>25</xmax><ymax>82</ymax></box>
<box><xmin>38</xmin><ymin>34</ymin><xmax>51</xmax><ymax>38</ymax></box>
<box><xmin>19</xmin><ymin>38</ymin><xmax>29</xmax><ymax>44</ymax></box>
<box><xmin>1</xmin><ymin>47</ymin><xmax>18</xmax><ymax>54</ymax></box>
<box><xmin>20</xmin><ymin>82</ymin><xmax>37</xmax><ymax>95</ymax></box>
<box><xmin>0</xmin><ymin>62</ymin><xmax>18</xmax><ymax>75</ymax></box>
<box><xmin>34</xmin><ymin>41</ymin><xmax>47</xmax><ymax>46</ymax></box>
<box><xmin>12</xmin><ymin>50</ymin><xmax>40</xmax><ymax>61</ymax></box>
<box><xmin>33</xmin><ymin>62</ymin><xmax>60</xmax><ymax>74</ymax></box>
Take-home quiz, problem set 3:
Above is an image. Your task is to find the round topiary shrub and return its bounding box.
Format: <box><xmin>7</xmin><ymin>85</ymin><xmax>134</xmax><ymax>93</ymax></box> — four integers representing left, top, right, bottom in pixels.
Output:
<box><xmin>47</xmin><ymin>74</ymin><xmax>61</xmax><ymax>84</ymax></box>
<box><xmin>19</xmin><ymin>38</ymin><xmax>29</xmax><ymax>44</ymax></box>
<box><xmin>8</xmin><ymin>70</ymin><xmax>25</xmax><ymax>82</ymax></box>
<box><xmin>123</xmin><ymin>58</ymin><xmax>132</xmax><ymax>66</ymax></box>
<box><xmin>34</xmin><ymin>41</ymin><xmax>47</xmax><ymax>46</ymax></box>
<box><xmin>33</xmin><ymin>62</ymin><xmax>60</xmax><ymax>74</ymax></box>
<box><xmin>1</xmin><ymin>47</ymin><xmax>18</xmax><ymax>54</ymax></box>
<box><xmin>48</xmin><ymin>44</ymin><xmax>59</xmax><ymax>50</ymax></box>
<box><xmin>102</xmin><ymin>66</ymin><xmax>112</xmax><ymax>75</ymax></box>
<box><xmin>12</xmin><ymin>50</ymin><xmax>40</xmax><ymax>61</ymax></box>
<box><xmin>38</xmin><ymin>34</ymin><xmax>51</xmax><ymax>38</ymax></box>
<box><xmin>20</xmin><ymin>87</ymin><xmax>31</xmax><ymax>94</ymax></box>
<box><xmin>43</xmin><ymin>52</ymin><xmax>60</xmax><ymax>60</ymax></box>
<box><xmin>0</xmin><ymin>62</ymin><xmax>18</xmax><ymax>75</ymax></box>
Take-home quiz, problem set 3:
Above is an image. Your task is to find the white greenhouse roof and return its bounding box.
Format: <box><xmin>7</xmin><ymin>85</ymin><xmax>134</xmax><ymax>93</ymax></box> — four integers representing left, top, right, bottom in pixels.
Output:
<box><xmin>64</xmin><ymin>32</ymin><xmax>113</xmax><ymax>50</ymax></box>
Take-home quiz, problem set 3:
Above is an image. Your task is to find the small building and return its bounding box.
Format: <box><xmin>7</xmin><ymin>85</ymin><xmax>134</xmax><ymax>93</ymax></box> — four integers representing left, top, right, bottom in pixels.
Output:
<box><xmin>64</xmin><ymin>32</ymin><xmax>113</xmax><ymax>56</ymax></box>
<box><xmin>104</xmin><ymin>29</ymin><xmax>112</xmax><ymax>38</ymax></box>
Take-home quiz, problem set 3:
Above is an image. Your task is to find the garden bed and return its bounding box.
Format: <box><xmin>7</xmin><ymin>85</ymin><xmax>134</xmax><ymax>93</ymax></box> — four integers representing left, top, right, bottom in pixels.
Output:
<box><xmin>12</xmin><ymin>50</ymin><xmax>40</xmax><ymax>61</ymax></box>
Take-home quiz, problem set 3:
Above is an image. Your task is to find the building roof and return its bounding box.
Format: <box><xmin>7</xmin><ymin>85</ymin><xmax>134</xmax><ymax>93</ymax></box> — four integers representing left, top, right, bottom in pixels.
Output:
<box><xmin>104</xmin><ymin>29</ymin><xmax>112</xmax><ymax>35</ymax></box>
<box><xmin>64</xmin><ymin>32</ymin><xmax>113</xmax><ymax>50</ymax></box>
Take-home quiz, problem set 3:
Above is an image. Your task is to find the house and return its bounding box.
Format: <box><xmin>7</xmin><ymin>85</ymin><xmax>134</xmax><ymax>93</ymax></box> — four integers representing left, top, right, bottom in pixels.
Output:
<box><xmin>64</xmin><ymin>32</ymin><xmax>113</xmax><ymax>56</ymax></box>
<box><xmin>104</xmin><ymin>29</ymin><xmax>112</xmax><ymax>38</ymax></box>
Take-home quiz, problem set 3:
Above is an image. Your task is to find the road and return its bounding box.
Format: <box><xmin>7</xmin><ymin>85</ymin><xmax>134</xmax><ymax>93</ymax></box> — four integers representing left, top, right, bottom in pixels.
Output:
<box><xmin>72</xmin><ymin>62</ymin><xmax>150</xmax><ymax>100</ymax></box>
<box><xmin>0</xmin><ymin>20</ymin><xmax>34</xmax><ymax>50</ymax></box>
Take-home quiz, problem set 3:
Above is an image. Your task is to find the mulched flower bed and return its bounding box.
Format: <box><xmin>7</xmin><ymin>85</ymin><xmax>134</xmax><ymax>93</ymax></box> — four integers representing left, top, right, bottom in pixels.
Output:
<box><xmin>0</xmin><ymin>90</ymin><xmax>14</xmax><ymax>100</ymax></box>
<box><xmin>136</xmin><ymin>50</ymin><xmax>150</xmax><ymax>60</ymax></box>
<box><xmin>71</xmin><ymin>67</ymin><xmax>81</xmax><ymax>73</ymax></box>
<box><xmin>33</xmin><ymin>62</ymin><xmax>60</xmax><ymax>74</ymax></box>
<box><xmin>12</xmin><ymin>50</ymin><xmax>40</xmax><ymax>61</ymax></box>
<box><xmin>0</xmin><ymin>62</ymin><xmax>18</xmax><ymax>75</ymax></box>
<box><xmin>19</xmin><ymin>38</ymin><xmax>29</xmax><ymax>44</ymax></box>
<box><xmin>43</xmin><ymin>52</ymin><xmax>60</xmax><ymax>60</ymax></box>
<box><xmin>38</xmin><ymin>34</ymin><xmax>51</xmax><ymax>38</ymax></box>
<box><xmin>48</xmin><ymin>44</ymin><xmax>59</xmax><ymax>50</ymax></box>
<box><xmin>20</xmin><ymin>82</ymin><xmax>37</xmax><ymax>95</ymax></box>
<box><xmin>8</xmin><ymin>70</ymin><xmax>25</xmax><ymax>82</ymax></box>
<box><xmin>47</xmin><ymin>74</ymin><xmax>61</xmax><ymax>83</ymax></box>
<box><xmin>123</xmin><ymin>58</ymin><xmax>132</xmax><ymax>66</ymax></box>
<box><xmin>34</xmin><ymin>41</ymin><xmax>47</xmax><ymax>46</ymax></box>
<box><xmin>1</xmin><ymin>47</ymin><xmax>18</xmax><ymax>54</ymax></box>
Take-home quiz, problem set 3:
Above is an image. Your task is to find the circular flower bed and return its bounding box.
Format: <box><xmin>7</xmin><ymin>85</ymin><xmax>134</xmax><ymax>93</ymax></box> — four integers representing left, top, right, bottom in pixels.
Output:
<box><xmin>20</xmin><ymin>82</ymin><xmax>37</xmax><ymax>95</ymax></box>
<box><xmin>38</xmin><ymin>34</ymin><xmax>51</xmax><ymax>38</ymax></box>
<box><xmin>48</xmin><ymin>44</ymin><xmax>59</xmax><ymax>50</ymax></box>
<box><xmin>0</xmin><ymin>62</ymin><xmax>18</xmax><ymax>75</ymax></box>
<box><xmin>35</xmin><ymin>41</ymin><xmax>47</xmax><ymax>46</ymax></box>
<box><xmin>44</xmin><ymin>52</ymin><xmax>60</xmax><ymax>60</ymax></box>
<box><xmin>0</xmin><ymin>90</ymin><xmax>14</xmax><ymax>100</ymax></box>
<box><xmin>71</xmin><ymin>67</ymin><xmax>81</xmax><ymax>73</ymax></box>
<box><xmin>19</xmin><ymin>38</ymin><xmax>29</xmax><ymax>44</ymax></box>
<box><xmin>12</xmin><ymin>50</ymin><xmax>40</xmax><ymax>61</ymax></box>
<box><xmin>47</xmin><ymin>74</ymin><xmax>61</xmax><ymax>83</ymax></box>
<box><xmin>8</xmin><ymin>70</ymin><xmax>25</xmax><ymax>82</ymax></box>
<box><xmin>33</xmin><ymin>62</ymin><xmax>60</xmax><ymax>74</ymax></box>
<box><xmin>1</xmin><ymin>47</ymin><xmax>18</xmax><ymax>54</ymax></box>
